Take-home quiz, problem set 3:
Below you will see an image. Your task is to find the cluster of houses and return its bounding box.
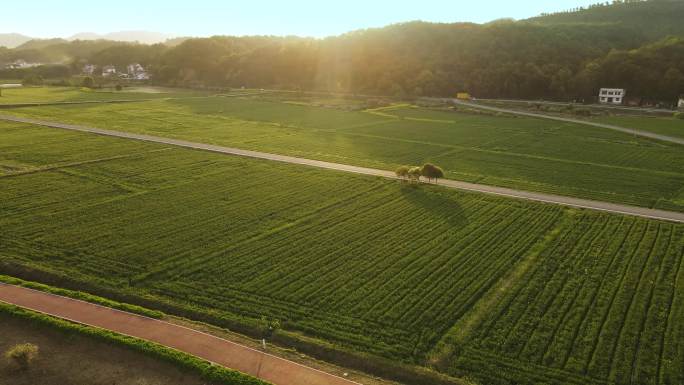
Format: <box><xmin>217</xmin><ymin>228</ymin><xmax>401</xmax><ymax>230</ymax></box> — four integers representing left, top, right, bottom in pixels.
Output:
<box><xmin>598</xmin><ymin>87</ymin><xmax>684</xmax><ymax>109</ymax></box>
<box><xmin>82</xmin><ymin>63</ymin><xmax>150</xmax><ymax>80</ymax></box>
<box><xmin>4</xmin><ymin>60</ymin><xmax>42</xmax><ymax>69</ymax></box>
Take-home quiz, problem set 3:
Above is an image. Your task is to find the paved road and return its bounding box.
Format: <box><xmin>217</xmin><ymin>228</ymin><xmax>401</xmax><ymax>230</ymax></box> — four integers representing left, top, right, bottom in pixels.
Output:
<box><xmin>2</xmin><ymin>114</ymin><xmax>683</xmax><ymax>223</ymax></box>
<box><xmin>451</xmin><ymin>99</ymin><xmax>684</xmax><ymax>146</ymax></box>
<box><xmin>0</xmin><ymin>283</ymin><xmax>360</xmax><ymax>385</ymax></box>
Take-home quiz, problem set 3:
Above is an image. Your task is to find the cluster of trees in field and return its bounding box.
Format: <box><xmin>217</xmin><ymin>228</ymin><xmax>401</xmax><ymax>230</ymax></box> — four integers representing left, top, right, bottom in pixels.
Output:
<box><xmin>395</xmin><ymin>163</ymin><xmax>445</xmax><ymax>183</ymax></box>
<box><xmin>1</xmin><ymin>1</ymin><xmax>683</xmax><ymax>102</ymax></box>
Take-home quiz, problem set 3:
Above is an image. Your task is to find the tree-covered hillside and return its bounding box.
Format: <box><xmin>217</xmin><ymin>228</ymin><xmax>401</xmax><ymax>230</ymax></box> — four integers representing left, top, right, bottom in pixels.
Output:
<box><xmin>1</xmin><ymin>0</ymin><xmax>682</xmax><ymax>103</ymax></box>
<box><xmin>529</xmin><ymin>0</ymin><xmax>684</xmax><ymax>39</ymax></box>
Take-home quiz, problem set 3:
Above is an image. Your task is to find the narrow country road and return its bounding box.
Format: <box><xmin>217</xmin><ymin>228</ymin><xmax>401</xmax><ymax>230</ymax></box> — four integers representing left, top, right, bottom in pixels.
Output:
<box><xmin>2</xmin><ymin>114</ymin><xmax>683</xmax><ymax>223</ymax></box>
<box><xmin>0</xmin><ymin>283</ymin><xmax>360</xmax><ymax>385</ymax></box>
<box><xmin>451</xmin><ymin>99</ymin><xmax>684</xmax><ymax>146</ymax></box>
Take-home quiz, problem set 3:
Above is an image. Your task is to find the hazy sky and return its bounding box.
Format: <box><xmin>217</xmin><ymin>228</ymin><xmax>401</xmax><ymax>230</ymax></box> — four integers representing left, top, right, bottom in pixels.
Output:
<box><xmin>6</xmin><ymin>0</ymin><xmax>600</xmax><ymax>38</ymax></box>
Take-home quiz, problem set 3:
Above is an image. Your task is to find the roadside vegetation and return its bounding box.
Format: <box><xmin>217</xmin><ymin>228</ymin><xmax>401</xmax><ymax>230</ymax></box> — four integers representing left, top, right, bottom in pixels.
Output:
<box><xmin>0</xmin><ymin>274</ymin><xmax>164</xmax><ymax>318</ymax></box>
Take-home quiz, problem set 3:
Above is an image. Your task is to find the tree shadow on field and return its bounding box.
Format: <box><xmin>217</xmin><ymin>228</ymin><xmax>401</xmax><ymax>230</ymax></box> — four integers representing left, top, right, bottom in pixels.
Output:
<box><xmin>398</xmin><ymin>183</ymin><xmax>470</xmax><ymax>228</ymax></box>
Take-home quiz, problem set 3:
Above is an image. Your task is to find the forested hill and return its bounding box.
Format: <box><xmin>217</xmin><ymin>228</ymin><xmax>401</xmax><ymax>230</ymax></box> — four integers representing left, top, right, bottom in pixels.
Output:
<box><xmin>528</xmin><ymin>0</ymin><xmax>684</xmax><ymax>39</ymax></box>
<box><xmin>1</xmin><ymin>0</ymin><xmax>683</xmax><ymax>102</ymax></box>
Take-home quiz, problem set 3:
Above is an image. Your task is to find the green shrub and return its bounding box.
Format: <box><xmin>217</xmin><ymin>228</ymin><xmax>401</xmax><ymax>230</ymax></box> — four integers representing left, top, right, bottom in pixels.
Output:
<box><xmin>4</xmin><ymin>343</ymin><xmax>39</xmax><ymax>370</ymax></box>
<box><xmin>674</xmin><ymin>112</ymin><xmax>684</xmax><ymax>120</ymax></box>
<box><xmin>81</xmin><ymin>76</ymin><xmax>94</xmax><ymax>88</ymax></box>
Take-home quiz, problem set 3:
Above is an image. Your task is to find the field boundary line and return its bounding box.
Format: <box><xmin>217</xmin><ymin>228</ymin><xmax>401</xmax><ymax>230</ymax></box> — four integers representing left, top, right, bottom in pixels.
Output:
<box><xmin>427</xmin><ymin>209</ymin><xmax>574</xmax><ymax>366</ymax></box>
<box><xmin>418</xmin><ymin>207</ymin><xmax>562</xmax><ymax>339</ymax></box>
<box><xmin>0</xmin><ymin>148</ymin><xmax>172</xmax><ymax>178</ymax></box>
<box><xmin>2</xmin><ymin>114</ymin><xmax>684</xmax><ymax>223</ymax></box>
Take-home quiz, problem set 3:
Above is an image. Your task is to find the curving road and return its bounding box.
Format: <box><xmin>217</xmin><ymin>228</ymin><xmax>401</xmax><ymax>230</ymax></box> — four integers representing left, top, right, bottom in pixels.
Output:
<box><xmin>451</xmin><ymin>99</ymin><xmax>684</xmax><ymax>146</ymax></box>
<box><xmin>2</xmin><ymin>114</ymin><xmax>683</xmax><ymax>223</ymax></box>
<box><xmin>0</xmin><ymin>283</ymin><xmax>360</xmax><ymax>385</ymax></box>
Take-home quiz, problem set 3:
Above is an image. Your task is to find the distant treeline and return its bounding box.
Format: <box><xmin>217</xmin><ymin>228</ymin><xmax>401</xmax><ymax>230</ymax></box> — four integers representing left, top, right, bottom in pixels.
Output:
<box><xmin>1</xmin><ymin>0</ymin><xmax>683</xmax><ymax>102</ymax></box>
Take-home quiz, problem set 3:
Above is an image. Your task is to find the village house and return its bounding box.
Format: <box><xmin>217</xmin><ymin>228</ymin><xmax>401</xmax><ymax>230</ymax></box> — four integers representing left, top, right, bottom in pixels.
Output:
<box><xmin>678</xmin><ymin>95</ymin><xmax>684</xmax><ymax>110</ymax></box>
<box><xmin>82</xmin><ymin>64</ymin><xmax>96</xmax><ymax>75</ymax></box>
<box><xmin>598</xmin><ymin>88</ymin><xmax>626</xmax><ymax>105</ymax></box>
<box><xmin>102</xmin><ymin>65</ymin><xmax>117</xmax><ymax>77</ymax></box>
<box><xmin>127</xmin><ymin>63</ymin><xmax>150</xmax><ymax>80</ymax></box>
<box><xmin>5</xmin><ymin>60</ymin><xmax>42</xmax><ymax>69</ymax></box>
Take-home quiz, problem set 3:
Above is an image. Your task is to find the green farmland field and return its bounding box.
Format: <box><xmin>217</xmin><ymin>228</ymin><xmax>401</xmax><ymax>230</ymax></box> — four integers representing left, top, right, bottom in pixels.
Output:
<box><xmin>590</xmin><ymin>114</ymin><xmax>684</xmax><ymax>140</ymax></box>
<box><xmin>5</xmin><ymin>95</ymin><xmax>684</xmax><ymax>212</ymax></box>
<box><xmin>1</xmin><ymin>121</ymin><xmax>683</xmax><ymax>385</ymax></box>
<box><xmin>0</xmin><ymin>86</ymin><xmax>208</xmax><ymax>105</ymax></box>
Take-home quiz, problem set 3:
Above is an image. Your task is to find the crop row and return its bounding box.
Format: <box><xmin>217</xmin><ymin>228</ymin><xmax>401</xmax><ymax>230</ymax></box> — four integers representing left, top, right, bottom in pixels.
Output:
<box><xmin>455</xmin><ymin>214</ymin><xmax>684</xmax><ymax>385</ymax></box>
<box><xmin>149</xmin><ymin>190</ymin><xmax>562</xmax><ymax>360</ymax></box>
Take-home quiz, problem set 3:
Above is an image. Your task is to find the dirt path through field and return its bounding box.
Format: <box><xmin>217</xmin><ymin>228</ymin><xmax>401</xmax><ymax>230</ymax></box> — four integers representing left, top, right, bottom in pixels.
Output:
<box><xmin>1</xmin><ymin>114</ymin><xmax>683</xmax><ymax>223</ymax></box>
<box><xmin>0</xmin><ymin>283</ymin><xmax>360</xmax><ymax>385</ymax></box>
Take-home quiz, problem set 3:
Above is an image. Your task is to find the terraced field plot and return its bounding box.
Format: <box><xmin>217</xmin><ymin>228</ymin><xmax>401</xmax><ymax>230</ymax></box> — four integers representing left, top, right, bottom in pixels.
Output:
<box><xmin>5</xmin><ymin>95</ymin><xmax>684</xmax><ymax>211</ymax></box>
<box><xmin>2</xmin><ymin>121</ymin><xmax>684</xmax><ymax>385</ymax></box>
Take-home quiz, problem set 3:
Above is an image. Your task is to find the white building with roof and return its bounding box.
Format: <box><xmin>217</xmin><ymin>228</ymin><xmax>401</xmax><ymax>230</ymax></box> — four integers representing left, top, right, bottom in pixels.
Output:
<box><xmin>5</xmin><ymin>60</ymin><xmax>41</xmax><ymax>69</ymax></box>
<box><xmin>82</xmin><ymin>64</ymin><xmax>96</xmax><ymax>75</ymax></box>
<box><xmin>598</xmin><ymin>88</ymin><xmax>625</xmax><ymax>105</ymax></box>
<box><xmin>127</xmin><ymin>63</ymin><xmax>150</xmax><ymax>80</ymax></box>
<box><xmin>102</xmin><ymin>65</ymin><xmax>117</xmax><ymax>77</ymax></box>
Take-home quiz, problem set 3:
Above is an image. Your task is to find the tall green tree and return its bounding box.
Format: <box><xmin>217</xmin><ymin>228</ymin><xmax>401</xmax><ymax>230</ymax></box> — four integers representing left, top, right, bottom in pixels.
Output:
<box><xmin>420</xmin><ymin>163</ymin><xmax>445</xmax><ymax>183</ymax></box>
